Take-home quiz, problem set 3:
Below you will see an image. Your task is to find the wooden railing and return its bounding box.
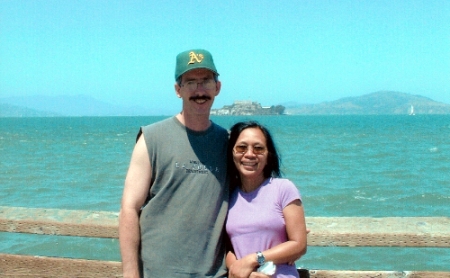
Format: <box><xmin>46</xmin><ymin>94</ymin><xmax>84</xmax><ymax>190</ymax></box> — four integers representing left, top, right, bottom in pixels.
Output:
<box><xmin>1</xmin><ymin>206</ymin><xmax>449</xmax><ymax>277</ymax></box>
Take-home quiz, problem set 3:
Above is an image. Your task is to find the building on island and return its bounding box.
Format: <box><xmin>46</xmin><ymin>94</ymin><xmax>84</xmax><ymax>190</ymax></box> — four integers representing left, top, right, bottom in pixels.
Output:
<box><xmin>210</xmin><ymin>100</ymin><xmax>285</xmax><ymax>116</ymax></box>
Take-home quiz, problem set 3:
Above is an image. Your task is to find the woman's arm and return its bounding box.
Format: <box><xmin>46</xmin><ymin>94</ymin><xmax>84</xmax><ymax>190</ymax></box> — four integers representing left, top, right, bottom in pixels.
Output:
<box><xmin>227</xmin><ymin>250</ymin><xmax>258</xmax><ymax>278</ymax></box>
<box><xmin>226</xmin><ymin>242</ymin><xmax>263</xmax><ymax>278</ymax></box>
<box><xmin>259</xmin><ymin>199</ymin><xmax>307</xmax><ymax>264</ymax></box>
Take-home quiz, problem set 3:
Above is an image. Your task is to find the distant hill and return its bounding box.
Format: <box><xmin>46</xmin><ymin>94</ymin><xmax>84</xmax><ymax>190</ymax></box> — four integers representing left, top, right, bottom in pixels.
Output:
<box><xmin>1</xmin><ymin>91</ymin><xmax>449</xmax><ymax>117</ymax></box>
<box><xmin>0</xmin><ymin>103</ymin><xmax>60</xmax><ymax>117</ymax></box>
<box><xmin>0</xmin><ymin>95</ymin><xmax>153</xmax><ymax>117</ymax></box>
<box><xmin>285</xmin><ymin>91</ymin><xmax>450</xmax><ymax>115</ymax></box>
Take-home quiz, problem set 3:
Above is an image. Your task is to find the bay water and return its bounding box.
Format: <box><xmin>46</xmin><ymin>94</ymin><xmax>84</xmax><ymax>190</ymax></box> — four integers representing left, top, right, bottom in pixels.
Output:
<box><xmin>1</xmin><ymin>115</ymin><xmax>449</xmax><ymax>271</ymax></box>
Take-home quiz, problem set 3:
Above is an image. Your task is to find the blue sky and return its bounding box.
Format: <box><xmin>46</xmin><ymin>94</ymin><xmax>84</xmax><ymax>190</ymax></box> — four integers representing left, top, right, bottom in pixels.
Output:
<box><xmin>1</xmin><ymin>0</ymin><xmax>449</xmax><ymax>115</ymax></box>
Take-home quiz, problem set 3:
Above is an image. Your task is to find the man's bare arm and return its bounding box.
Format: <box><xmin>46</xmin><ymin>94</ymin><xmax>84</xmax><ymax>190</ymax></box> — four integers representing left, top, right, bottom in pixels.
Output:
<box><xmin>119</xmin><ymin>135</ymin><xmax>152</xmax><ymax>278</ymax></box>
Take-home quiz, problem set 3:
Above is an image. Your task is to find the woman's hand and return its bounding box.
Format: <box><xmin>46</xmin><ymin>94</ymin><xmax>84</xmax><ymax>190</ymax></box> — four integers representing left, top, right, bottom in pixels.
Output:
<box><xmin>227</xmin><ymin>255</ymin><xmax>256</xmax><ymax>278</ymax></box>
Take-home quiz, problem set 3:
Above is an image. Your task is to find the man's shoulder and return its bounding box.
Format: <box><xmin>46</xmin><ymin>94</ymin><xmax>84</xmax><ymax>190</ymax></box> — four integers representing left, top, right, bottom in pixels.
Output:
<box><xmin>141</xmin><ymin>117</ymin><xmax>177</xmax><ymax>133</ymax></box>
<box><xmin>143</xmin><ymin>116</ymin><xmax>174</xmax><ymax>129</ymax></box>
<box><xmin>137</xmin><ymin>117</ymin><xmax>177</xmax><ymax>142</ymax></box>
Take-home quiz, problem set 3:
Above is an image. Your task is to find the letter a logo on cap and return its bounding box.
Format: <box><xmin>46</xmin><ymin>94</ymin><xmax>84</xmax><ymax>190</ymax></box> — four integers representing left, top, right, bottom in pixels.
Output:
<box><xmin>175</xmin><ymin>49</ymin><xmax>218</xmax><ymax>80</ymax></box>
<box><xmin>188</xmin><ymin>51</ymin><xmax>204</xmax><ymax>65</ymax></box>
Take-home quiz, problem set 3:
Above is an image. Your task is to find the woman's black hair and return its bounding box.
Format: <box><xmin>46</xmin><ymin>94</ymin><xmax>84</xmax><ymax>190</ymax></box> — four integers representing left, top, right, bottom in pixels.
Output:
<box><xmin>228</xmin><ymin>121</ymin><xmax>282</xmax><ymax>188</ymax></box>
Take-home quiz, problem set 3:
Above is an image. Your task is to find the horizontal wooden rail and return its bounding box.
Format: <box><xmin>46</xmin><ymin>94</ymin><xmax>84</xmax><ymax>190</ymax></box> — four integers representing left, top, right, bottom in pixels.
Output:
<box><xmin>1</xmin><ymin>254</ymin><xmax>449</xmax><ymax>278</ymax></box>
<box><xmin>1</xmin><ymin>206</ymin><xmax>449</xmax><ymax>277</ymax></box>
<box><xmin>0</xmin><ymin>254</ymin><xmax>122</xmax><ymax>277</ymax></box>
<box><xmin>0</xmin><ymin>206</ymin><xmax>118</xmax><ymax>238</ymax></box>
<box><xmin>1</xmin><ymin>206</ymin><xmax>449</xmax><ymax>247</ymax></box>
<box><xmin>306</xmin><ymin>216</ymin><xmax>450</xmax><ymax>247</ymax></box>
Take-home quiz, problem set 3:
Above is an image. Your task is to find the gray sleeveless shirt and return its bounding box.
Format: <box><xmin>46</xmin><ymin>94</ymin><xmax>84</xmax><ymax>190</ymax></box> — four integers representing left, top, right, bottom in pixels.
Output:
<box><xmin>139</xmin><ymin>117</ymin><xmax>228</xmax><ymax>277</ymax></box>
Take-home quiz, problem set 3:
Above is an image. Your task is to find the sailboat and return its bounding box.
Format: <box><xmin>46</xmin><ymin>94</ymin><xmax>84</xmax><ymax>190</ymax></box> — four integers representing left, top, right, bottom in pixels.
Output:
<box><xmin>409</xmin><ymin>105</ymin><xmax>415</xmax><ymax>115</ymax></box>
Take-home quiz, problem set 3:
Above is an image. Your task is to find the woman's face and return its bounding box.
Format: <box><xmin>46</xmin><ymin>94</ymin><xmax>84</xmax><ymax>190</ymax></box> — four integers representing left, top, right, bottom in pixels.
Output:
<box><xmin>232</xmin><ymin>127</ymin><xmax>268</xmax><ymax>180</ymax></box>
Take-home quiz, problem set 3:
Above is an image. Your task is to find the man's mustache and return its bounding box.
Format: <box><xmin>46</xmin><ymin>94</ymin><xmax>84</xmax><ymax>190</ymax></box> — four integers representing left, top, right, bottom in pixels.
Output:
<box><xmin>190</xmin><ymin>96</ymin><xmax>211</xmax><ymax>101</ymax></box>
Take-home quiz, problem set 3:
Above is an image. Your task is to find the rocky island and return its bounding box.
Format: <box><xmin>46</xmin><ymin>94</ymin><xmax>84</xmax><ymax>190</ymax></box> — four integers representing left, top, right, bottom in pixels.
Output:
<box><xmin>210</xmin><ymin>100</ymin><xmax>285</xmax><ymax>116</ymax></box>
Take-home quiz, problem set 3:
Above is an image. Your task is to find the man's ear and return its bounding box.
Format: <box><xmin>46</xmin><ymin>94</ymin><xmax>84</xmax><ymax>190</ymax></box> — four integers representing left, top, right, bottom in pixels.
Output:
<box><xmin>174</xmin><ymin>83</ymin><xmax>181</xmax><ymax>98</ymax></box>
<box><xmin>215</xmin><ymin>80</ymin><xmax>222</xmax><ymax>96</ymax></box>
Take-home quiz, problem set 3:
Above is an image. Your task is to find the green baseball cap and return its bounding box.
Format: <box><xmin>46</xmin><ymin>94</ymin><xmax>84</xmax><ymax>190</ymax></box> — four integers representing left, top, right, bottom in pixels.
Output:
<box><xmin>175</xmin><ymin>49</ymin><xmax>219</xmax><ymax>80</ymax></box>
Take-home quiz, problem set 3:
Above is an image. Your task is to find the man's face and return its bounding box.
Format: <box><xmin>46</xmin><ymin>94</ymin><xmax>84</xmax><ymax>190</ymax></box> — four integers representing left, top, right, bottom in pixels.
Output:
<box><xmin>175</xmin><ymin>68</ymin><xmax>221</xmax><ymax>116</ymax></box>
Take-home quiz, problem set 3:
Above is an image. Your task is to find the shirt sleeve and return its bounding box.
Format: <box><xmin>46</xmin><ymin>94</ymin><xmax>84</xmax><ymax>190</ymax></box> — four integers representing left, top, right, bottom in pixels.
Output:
<box><xmin>278</xmin><ymin>179</ymin><xmax>302</xmax><ymax>209</ymax></box>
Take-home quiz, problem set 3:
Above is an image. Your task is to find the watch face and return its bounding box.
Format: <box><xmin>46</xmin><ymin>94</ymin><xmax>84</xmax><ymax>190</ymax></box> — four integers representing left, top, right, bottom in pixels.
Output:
<box><xmin>257</xmin><ymin>252</ymin><xmax>265</xmax><ymax>265</ymax></box>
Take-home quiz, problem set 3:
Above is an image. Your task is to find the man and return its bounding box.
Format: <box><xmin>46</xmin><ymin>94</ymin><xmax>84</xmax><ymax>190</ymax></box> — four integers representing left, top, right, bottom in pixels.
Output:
<box><xmin>119</xmin><ymin>49</ymin><xmax>229</xmax><ymax>277</ymax></box>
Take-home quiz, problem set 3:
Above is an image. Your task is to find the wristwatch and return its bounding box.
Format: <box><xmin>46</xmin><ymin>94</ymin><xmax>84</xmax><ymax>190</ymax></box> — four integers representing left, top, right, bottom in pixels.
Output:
<box><xmin>256</xmin><ymin>251</ymin><xmax>265</xmax><ymax>266</ymax></box>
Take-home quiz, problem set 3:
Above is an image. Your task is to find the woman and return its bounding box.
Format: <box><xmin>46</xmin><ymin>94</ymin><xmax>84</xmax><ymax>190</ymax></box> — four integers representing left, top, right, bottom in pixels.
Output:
<box><xmin>226</xmin><ymin>121</ymin><xmax>307</xmax><ymax>278</ymax></box>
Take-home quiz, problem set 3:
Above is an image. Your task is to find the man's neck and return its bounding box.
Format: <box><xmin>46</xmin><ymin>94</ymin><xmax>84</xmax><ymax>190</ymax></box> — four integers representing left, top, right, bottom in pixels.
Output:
<box><xmin>176</xmin><ymin>112</ymin><xmax>211</xmax><ymax>132</ymax></box>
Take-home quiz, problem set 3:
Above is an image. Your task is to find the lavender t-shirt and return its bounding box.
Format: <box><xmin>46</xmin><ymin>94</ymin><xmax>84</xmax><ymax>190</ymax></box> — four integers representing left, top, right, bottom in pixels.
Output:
<box><xmin>226</xmin><ymin>178</ymin><xmax>302</xmax><ymax>278</ymax></box>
